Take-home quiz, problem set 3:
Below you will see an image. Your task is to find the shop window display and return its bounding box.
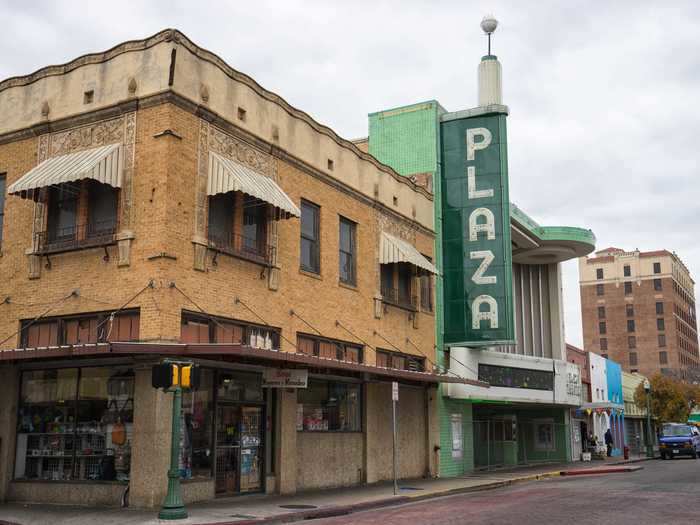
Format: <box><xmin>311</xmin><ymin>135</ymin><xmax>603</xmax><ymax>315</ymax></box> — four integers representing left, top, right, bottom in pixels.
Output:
<box><xmin>15</xmin><ymin>366</ymin><xmax>134</xmax><ymax>482</ymax></box>
<box><xmin>180</xmin><ymin>369</ymin><xmax>214</xmax><ymax>479</ymax></box>
<box><xmin>297</xmin><ymin>380</ymin><xmax>361</xmax><ymax>432</ymax></box>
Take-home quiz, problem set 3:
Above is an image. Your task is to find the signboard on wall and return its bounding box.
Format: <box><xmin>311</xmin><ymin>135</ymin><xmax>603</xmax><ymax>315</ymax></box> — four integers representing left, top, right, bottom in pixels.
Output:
<box><xmin>262</xmin><ymin>368</ymin><xmax>308</xmax><ymax>388</ymax></box>
<box><xmin>440</xmin><ymin>112</ymin><xmax>514</xmax><ymax>346</ymax></box>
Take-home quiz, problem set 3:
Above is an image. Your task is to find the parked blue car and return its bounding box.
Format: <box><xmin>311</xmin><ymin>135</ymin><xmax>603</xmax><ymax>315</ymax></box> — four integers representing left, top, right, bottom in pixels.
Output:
<box><xmin>659</xmin><ymin>423</ymin><xmax>700</xmax><ymax>459</ymax></box>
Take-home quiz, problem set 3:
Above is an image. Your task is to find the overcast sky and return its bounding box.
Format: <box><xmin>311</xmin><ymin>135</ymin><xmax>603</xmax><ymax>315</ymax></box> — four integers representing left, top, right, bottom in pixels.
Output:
<box><xmin>2</xmin><ymin>1</ymin><xmax>699</xmax><ymax>347</ymax></box>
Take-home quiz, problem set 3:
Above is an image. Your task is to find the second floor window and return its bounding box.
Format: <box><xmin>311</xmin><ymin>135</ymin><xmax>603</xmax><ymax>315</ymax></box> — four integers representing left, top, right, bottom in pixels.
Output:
<box><xmin>381</xmin><ymin>263</ymin><xmax>415</xmax><ymax>310</ymax></box>
<box><xmin>420</xmin><ymin>263</ymin><xmax>433</xmax><ymax>312</ymax></box>
<box><xmin>300</xmin><ymin>200</ymin><xmax>320</xmax><ymax>273</ymax></box>
<box><xmin>297</xmin><ymin>334</ymin><xmax>362</xmax><ymax>363</ymax></box>
<box><xmin>376</xmin><ymin>349</ymin><xmax>425</xmax><ymax>372</ymax></box>
<box><xmin>207</xmin><ymin>192</ymin><xmax>271</xmax><ymax>264</ymax></box>
<box><xmin>654</xmin><ymin>278</ymin><xmax>662</xmax><ymax>291</ymax></box>
<box><xmin>21</xmin><ymin>310</ymin><xmax>140</xmax><ymax>348</ymax></box>
<box><xmin>338</xmin><ymin>217</ymin><xmax>356</xmax><ymax>285</ymax></box>
<box><xmin>600</xmin><ymin>338</ymin><xmax>608</xmax><ymax>351</ymax></box>
<box><xmin>41</xmin><ymin>181</ymin><xmax>119</xmax><ymax>252</ymax></box>
<box><xmin>599</xmin><ymin>321</ymin><xmax>607</xmax><ymax>335</ymax></box>
<box><xmin>653</xmin><ymin>262</ymin><xmax>661</xmax><ymax>274</ymax></box>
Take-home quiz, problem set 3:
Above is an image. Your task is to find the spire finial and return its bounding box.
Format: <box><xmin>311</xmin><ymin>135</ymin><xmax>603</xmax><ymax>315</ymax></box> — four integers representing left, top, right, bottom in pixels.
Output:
<box><xmin>481</xmin><ymin>15</ymin><xmax>498</xmax><ymax>55</ymax></box>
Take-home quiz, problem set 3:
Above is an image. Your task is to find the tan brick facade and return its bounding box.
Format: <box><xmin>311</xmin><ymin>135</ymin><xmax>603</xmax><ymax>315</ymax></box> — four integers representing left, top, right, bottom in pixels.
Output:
<box><xmin>0</xmin><ymin>31</ymin><xmax>443</xmax><ymax>507</ymax></box>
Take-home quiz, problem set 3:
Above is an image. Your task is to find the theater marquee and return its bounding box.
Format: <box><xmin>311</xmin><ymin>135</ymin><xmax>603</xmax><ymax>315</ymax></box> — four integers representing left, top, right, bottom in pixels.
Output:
<box><xmin>441</xmin><ymin>112</ymin><xmax>514</xmax><ymax>346</ymax></box>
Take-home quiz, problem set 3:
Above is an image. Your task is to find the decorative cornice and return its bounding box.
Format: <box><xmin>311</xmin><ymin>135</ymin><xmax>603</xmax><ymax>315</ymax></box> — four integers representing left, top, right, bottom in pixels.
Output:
<box><xmin>0</xmin><ymin>29</ymin><xmax>177</xmax><ymax>91</ymax></box>
<box><xmin>0</xmin><ymin>28</ymin><xmax>432</xmax><ymax>201</ymax></box>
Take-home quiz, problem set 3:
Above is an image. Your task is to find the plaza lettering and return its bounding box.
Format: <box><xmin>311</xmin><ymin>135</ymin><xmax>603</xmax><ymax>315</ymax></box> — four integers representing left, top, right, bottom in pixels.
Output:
<box><xmin>466</xmin><ymin>127</ymin><xmax>498</xmax><ymax>330</ymax></box>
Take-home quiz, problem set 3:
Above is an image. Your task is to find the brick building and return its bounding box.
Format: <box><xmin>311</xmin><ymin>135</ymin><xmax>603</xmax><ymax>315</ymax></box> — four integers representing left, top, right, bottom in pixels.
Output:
<box><xmin>579</xmin><ymin>247</ymin><xmax>700</xmax><ymax>378</ymax></box>
<box><xmin>0</xmin><ymin>30</ymin><xmax>479</xmax><ymax>508</ymax></box>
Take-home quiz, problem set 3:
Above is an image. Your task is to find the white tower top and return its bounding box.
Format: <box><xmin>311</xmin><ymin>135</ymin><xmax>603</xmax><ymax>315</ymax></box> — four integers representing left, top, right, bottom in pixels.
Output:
<box><xmin>478</xmin><ymin>15</ymin><xmax>503</xmax><ymax>106</ymax></box>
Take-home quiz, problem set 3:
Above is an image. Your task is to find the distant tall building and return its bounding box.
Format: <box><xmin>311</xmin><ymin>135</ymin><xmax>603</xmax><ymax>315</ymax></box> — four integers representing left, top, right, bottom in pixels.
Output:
<box><xmin>579</xmin><ymin>248</ymin><xmax>700</xmax><ymax>378</ymax></box>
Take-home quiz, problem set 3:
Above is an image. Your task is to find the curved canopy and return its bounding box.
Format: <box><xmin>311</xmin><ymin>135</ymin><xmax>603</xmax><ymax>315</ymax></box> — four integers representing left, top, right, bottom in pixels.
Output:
<box><xmin>380</xmin><ymin>231</ymin><xmax>437</xmax><ymax>274</ymax></box>
<box><xmin>8</xmin><ymin>143</ymin><xmax>122</xmax><ymax>200</ymax></box>
<box><xmin>208</xmin><ymin>151</ymin><xmax>300</xmax><ymax>218</ymax></box>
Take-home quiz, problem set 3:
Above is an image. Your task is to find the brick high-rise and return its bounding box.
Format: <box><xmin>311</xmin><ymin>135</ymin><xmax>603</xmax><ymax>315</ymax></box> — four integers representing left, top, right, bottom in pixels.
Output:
<box><xmin>579</xmin><ymin>247</ymin><xmax>699</xmax><ymax>378</ymax></box>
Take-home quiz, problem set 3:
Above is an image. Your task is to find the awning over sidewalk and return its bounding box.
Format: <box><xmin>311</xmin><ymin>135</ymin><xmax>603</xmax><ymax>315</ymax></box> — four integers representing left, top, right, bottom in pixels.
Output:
<box><xmin>0</xmin><ymin>342</ymin><xmax>488</xmax><ymax>387</ymax></box>
<box><xmin>8</xmin><ymin>143</ymin><xmax>123</xmax><ymax>200</ymax></box>
<box><xmin>379</xmin><ymin>231</ymin><xmax>437</xmax><ymax>274</ymax></box>
<box><xmin>208</xmin><ymin>151</ymin><xmax>300</xmax><ymax>218</ymax></box>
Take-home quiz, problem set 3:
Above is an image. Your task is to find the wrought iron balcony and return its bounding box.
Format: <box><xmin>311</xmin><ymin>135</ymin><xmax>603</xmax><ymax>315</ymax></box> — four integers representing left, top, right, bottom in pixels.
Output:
<box><xmin>34</xmin><ymin>220</ymin><xmax>118</xmax><ymax>255</ymax></box>
<box><xmin>381</xmin><ymin>285</ymin><xmax>418</xmax><ymax>312</ymax></box>
<box><xmin>208</xmin><ymin>231</ymin><xmax>275</xmax><ymax>266</ymax></box>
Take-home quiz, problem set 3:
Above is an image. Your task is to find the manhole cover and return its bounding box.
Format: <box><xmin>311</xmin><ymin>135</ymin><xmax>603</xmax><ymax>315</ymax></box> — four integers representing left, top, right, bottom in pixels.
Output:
<box><xmin>279</xmin><ymin>504</ymin><xmax>318</xmax><ymax>510</ymax></box>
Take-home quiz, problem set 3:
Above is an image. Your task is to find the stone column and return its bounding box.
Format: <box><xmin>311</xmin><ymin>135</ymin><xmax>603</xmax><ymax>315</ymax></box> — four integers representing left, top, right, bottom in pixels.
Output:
<box><xmin>129</xmin><ymin>366</ymin><xmax>173</xmax><ymax>508</ymax></box>
<box><xmin>0</xmin><ymin>366</ymin><xmax>19</xmax><ymax>502</ymax></box>
<box><xmin>275</xmin><ymin>388</ymin><xmax>297</xmax><ymax>495</ymax></box>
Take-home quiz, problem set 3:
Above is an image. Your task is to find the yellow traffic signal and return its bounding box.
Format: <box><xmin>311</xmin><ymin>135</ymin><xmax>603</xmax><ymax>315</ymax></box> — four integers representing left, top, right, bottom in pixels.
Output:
<box><xmin>181</xmin><ymin>365</ymin><xmax>192</xmax><ymax>389</ymax></box>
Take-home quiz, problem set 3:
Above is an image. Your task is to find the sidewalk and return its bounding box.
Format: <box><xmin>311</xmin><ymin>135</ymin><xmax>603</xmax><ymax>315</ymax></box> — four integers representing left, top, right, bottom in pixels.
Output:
<box><xmin>0</xmin><ymin>457</ymin><xmax>652</xmax><ymax>525</ymax></box>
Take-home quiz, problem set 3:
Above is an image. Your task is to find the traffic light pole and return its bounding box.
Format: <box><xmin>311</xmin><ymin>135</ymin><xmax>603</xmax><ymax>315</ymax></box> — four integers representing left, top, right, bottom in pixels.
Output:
<box><xmin>158</xmin><ymin>385</ymin><xmax>187</xmax><ymax>520</ymax></box>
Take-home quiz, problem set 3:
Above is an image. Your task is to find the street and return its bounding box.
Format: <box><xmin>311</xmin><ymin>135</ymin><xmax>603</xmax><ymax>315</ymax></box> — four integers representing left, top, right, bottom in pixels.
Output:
<box><xmin>312</xmin><ymin>459</ymin><xmax>699</xmax><ymax>525</ymax></box>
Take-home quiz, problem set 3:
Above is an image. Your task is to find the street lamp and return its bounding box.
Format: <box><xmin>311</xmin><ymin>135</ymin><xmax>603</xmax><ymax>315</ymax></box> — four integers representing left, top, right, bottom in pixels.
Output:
<box><xmin>644</xmin><ymin>379</ymin><xmax>653</xmax><ymax>458</ymax></box>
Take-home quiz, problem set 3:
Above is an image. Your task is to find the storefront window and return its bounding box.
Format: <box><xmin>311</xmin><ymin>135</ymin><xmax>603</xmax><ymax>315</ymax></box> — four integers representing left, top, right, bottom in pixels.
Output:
<box><xmin>15</xmin><ymin>366</ymin><xmax>134</xmax><ymax>482</ymax></box>
<box><xmin>181</xmin><ymin>369</ymin><xmax>214</xmax><ymax>479</ymax></box>
<box><xmin>297</xmin><ymin>380</ymin><xmax>361</xmax><ymax>432</ymax></box>
<box><xmin>217</xmin><ymin>371</ymin><xmax>263</xmax><ymax>403</ymax></box>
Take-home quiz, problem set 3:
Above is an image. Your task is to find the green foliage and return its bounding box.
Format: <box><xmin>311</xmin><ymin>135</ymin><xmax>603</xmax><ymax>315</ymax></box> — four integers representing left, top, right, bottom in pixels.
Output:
<box><xmin>634</xmin><ymin>374</ymin><xmax>693</xmax><ymax>423</ymax></box>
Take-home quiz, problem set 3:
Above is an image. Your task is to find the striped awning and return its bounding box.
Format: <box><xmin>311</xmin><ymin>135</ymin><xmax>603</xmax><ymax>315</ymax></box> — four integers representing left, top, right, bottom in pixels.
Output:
<box><xmin>208</xmin><ymin>152</ymin><xmax>300</xmax><ymax>218</ymax></box>
<box><xmin>380</xmin><ymin>231</ymin><xmax>438</xmax><ymax>274</ymax></box>
<box><xmin>8</xmin><ymin>143</ymin><xmax>122</xmax><ymax>200</ymax></box>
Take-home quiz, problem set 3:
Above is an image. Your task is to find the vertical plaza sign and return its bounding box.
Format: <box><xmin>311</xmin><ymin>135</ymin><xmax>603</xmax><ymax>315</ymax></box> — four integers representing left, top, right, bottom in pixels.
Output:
<box><xmin>441</xmin><ymin>112</ymin><xmax>514</xmax><ymax>346</ymax></box>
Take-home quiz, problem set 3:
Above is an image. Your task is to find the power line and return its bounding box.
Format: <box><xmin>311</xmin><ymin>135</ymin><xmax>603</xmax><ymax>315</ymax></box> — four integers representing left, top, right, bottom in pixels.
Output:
<box><xmin>94</xmin><ymin>280</ymin><xmax>156</xmax><ymax>335</ymax></box>
<box><xmin>0</xmin><ymin>291</ymin><xmax>78</xmax><ymax>348</ymax></box>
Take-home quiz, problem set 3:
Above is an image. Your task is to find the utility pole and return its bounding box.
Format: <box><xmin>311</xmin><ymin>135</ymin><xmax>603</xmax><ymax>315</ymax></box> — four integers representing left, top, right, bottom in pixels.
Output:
<box><xmin>644</xmin><ymin>379</ymin><xmax>653</xmax><ymax>458</ymax></box>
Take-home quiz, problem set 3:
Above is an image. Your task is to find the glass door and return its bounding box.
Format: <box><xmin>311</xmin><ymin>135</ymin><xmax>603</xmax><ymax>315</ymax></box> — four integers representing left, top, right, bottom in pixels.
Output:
<box><xmin>215</xmin><ymin>405</ymin><xmax>240</xmax><ymax>495</ymax></box>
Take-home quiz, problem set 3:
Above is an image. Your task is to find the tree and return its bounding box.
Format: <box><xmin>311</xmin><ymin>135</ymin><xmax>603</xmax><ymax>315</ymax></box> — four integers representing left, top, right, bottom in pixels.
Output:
<box><xmin>634</xmin><ymin>373</ymin><xmax>690</xmax><ymax>424</ymax></box>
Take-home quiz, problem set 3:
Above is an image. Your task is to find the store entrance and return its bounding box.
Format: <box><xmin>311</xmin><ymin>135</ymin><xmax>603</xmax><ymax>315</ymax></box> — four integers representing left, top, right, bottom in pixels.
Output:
<box><xmin>214</xmin><ymin>404</ymin><xmax>263</xmax><ymax>495</ymax></box>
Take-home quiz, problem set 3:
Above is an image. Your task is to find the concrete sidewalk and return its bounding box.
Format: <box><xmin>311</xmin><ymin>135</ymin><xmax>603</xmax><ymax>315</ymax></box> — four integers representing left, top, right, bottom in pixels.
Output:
<box><xmin>0</xmin><ymin>457</ymin><xmax>652</xmax><ymax>525</ymax></box>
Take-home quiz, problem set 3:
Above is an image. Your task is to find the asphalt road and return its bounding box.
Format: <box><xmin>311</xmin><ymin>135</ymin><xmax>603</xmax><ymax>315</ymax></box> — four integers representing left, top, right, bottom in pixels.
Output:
<box><xmin>311</xmin><ymin>458</ymin><xmax>700</xmax><ymax>525</ymax></box>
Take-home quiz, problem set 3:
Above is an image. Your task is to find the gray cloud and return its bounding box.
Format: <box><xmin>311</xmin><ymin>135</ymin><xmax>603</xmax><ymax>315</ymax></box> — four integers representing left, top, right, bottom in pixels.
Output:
<box><xmin>2</xmin><ymin>0</ymin><xmax>698</xmax><ymax>347</ymax></box>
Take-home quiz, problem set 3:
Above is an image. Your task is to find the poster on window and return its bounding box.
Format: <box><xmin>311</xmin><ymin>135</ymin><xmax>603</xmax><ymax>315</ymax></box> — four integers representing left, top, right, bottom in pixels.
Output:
<box><xmin>451</xmin><ymin>413</ymin><xmax>463</xmax><ymax>459</ymax></box>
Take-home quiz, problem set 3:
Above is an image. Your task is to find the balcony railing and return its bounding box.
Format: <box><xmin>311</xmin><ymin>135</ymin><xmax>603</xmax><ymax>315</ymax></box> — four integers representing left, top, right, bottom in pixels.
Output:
<box><xmin>34</xmin><ymin>221</ymin><xmax>118</xmax><ymax>255</ymax></box>
<box><xmin>381</xmin><ymin>285</ymin><xmax>418</xmax><ymax>311</ymax></box>
<box><xmin>208</xmin><ymin>231</ymin><xmax>275</xmax><ymax>266</ymax></box>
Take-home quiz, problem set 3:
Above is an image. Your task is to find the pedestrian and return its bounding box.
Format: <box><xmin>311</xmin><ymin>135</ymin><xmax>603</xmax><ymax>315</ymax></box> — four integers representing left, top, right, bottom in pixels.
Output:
<box><xmin>605</xmin><ymin>428</ymin><xmax>614</xmax><ymax>457</ymax></box>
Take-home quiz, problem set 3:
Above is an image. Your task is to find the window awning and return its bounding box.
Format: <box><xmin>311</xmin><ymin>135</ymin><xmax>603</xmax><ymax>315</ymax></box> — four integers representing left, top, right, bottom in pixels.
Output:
<box><xmin>380</xmin><ymin>231</ymin><xmax>438</xmax><ymax>274</ymax></box>
<box><xmin>8</xmin><ymin>143</ymin><xmax>122</xmax><ymax>200</ymax></box>
<box><xmin>208</xmin><ymin>152</ymin><xmax>300</xmax><ymax>218</ymax></box>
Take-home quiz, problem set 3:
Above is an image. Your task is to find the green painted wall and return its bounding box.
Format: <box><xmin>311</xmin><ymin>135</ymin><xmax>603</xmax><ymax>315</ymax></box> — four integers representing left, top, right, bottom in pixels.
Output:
<box><xmin>438</xmin><ymin>397</ymin><xmax>474</xmax><ymax>476</ymax></box>
<box><xmin>368</xmin><ymin>101</ymin><xmax>443</xmax><ymax>177</ymax></box>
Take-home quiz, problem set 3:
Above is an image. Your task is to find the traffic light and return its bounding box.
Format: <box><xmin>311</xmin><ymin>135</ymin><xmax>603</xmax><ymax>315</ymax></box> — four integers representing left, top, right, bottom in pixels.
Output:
<box><xmin>180</xmin><ymin>364</ymin><xmax>200</xmax><ymax>389</ymax></box>
<box><xmin>152</xmin><ymin>363</ymin><xmax>199</xmax><ymax>390</ymax></box>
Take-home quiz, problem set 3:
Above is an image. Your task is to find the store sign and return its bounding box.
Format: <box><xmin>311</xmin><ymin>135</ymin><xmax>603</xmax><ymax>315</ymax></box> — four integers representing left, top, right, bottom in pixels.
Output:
<box><xmin>441</xmin><ymin>113</ymin><xmax>514</xmax><ymax>346</ymax></box>
<box><xmin>262</xmin><ymin>368</ymin><xmax>308</xmax><ymax>388</ymax></box>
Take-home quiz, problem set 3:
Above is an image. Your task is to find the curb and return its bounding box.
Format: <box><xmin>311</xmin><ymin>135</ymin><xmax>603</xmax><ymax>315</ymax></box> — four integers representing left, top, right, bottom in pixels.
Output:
<box><xmin>560</xmin><ymin>465</ymin><xmax>643</xmax><ymax>476</ymax></box>
<box><xmin>192</xmin><ymin>471</ymin><xmax>564</xmax><ymax>525</ymax></box>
